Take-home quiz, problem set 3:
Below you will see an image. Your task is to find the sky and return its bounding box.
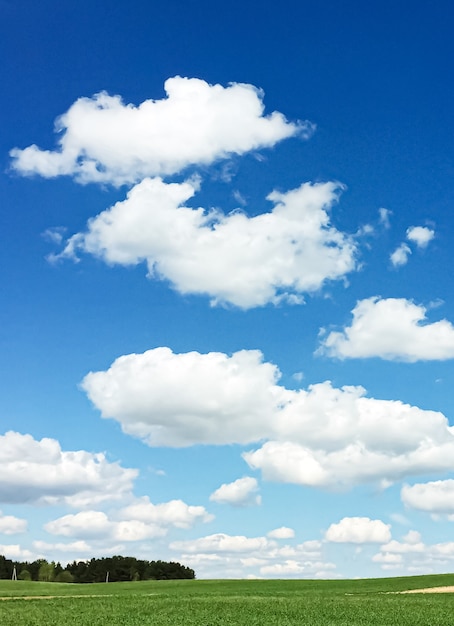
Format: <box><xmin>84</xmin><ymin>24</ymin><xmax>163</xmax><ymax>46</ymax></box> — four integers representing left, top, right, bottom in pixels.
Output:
<box><xmin>1</xmin><ymin>0</ymin><xmax>454</xmax><ymax>580</ymax></box>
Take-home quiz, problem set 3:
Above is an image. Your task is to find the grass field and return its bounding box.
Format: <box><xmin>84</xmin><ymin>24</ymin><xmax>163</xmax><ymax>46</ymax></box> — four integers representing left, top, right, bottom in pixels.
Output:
<box><xmin>1</xmin><ymin>574</ymin><xmax>454</xmax><ymax>625</ymax></box>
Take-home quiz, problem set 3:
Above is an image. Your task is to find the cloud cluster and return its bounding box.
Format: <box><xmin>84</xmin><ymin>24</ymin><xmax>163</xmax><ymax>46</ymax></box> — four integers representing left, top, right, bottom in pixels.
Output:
<box><xmin>169</xmin><ymin>532</ymin><xmax>332</xmax><ymax>579</ymax></box>
<box><xmin>10</xmin><ymin>77</ymin><xmax>309</xmax><ymax>186</ymax></box>
<box><xmin>390</xmin><ymin>225</ymin><xmax>435</xmax><ymax>267</ymax></box>
<box><xmin>56</xmin><ymin>177</ymin><xmax>357</xmax><ymax>308</ymax></box>
<box><xmin>210</xmin><ymin>477</ymin><xmax>261</xmax><ymax>507</ymax></box>
<box><xmin>45</xmin><ymin>497</ymin><xmax>212</xmax><ymax>543</ymax></box>
<box><xmin>82</xmin><ymin>347</ymin><xmax>454</xmax><ymax>489</ymax></box>
<box><xmin>0</xmin><ymin>431</ymin><xmax>137</xmax><ymax>506</ymax></box>
<box><xmin>373</xmin><ymin>531</ymin><xmax>454</xmax><ymax>573</ymax></box>
<box><xmin>318</xmin><ymin>297</ymin><xmax>454</xmax><ymax>361</ymax></box>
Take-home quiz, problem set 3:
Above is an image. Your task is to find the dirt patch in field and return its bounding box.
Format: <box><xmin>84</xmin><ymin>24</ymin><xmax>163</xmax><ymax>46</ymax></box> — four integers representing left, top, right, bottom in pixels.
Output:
<box><xmin>399</xmin><ymin>586</ymin><xmax>454</xmax><ymax>594</ymax></box>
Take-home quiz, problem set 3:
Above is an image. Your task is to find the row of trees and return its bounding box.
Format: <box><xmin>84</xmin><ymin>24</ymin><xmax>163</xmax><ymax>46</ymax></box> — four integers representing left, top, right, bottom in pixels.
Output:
<box><xmin>0</xmin><ymin>554</ymin><xmax>195</xmax><ymax>582</ymax></box>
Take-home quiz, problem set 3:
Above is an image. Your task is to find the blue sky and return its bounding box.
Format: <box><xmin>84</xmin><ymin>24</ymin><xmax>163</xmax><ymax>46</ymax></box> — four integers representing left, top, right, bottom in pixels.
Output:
<box><xmin>2</xmin><ymin>0</ymin><xmax>454</xmax><ymax>579</ymax></box>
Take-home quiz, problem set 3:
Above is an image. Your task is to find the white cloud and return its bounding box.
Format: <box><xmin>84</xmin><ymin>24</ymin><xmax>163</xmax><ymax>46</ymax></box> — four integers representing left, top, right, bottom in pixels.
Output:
<box><xmin>259</xmin><ymin>560</ymin><xmax>335</xmax><ymax>577</ymax></box>
<box><xmin>325</xmin><ymin>517</ymin><xmax>391</xmax><ymax>543</ymax></box>
<box><xmin>57</xmin><ymin>177</ymin><xmax>357</xmax><ymax>308</ymax></box>
<box><xmin>0</xmin><ymin>431</ymin><xmax>137</xmax><ymax>506</ymax></box>
<box><xmin>210</xmin><ymin>477</ymin><xmax>261</xmax><ymax>507</ymax></box>
<box><xmin>370</xmin><ymin>533</ymin><xmax>454</xmax><ymax>573</ymax></box>
<box><xmin>118</xmin><ymin>496</ymin><xmax>214</xmax><ymax>527</ymax></box>
<box><xmin>402</xmin><ymin>530</ymin><xmax>422</xmax><ymax>544</ymax></box>
<box><xmin>318</xmin><ymin>297</ymin><xmax>454</xmax><ymax>361</ymax></box>
<box><xmin>267</xmin><ymin>527</ymin><xmax>295</xmax><ymax>539</ymax></box>
<box><xmin>33</xmin><ymin>540</ymin><xmax>92</xmax><ymax>554</ymax></box>
<box><xmin>401</xmin><ymin>480</ymin><xmax>454</xmax><ymax>514</ymax></box>
<box><xmin>0</xmin><ymin>544</ymin><xmax>34</xmax><ymax>560</ymax></box>
<box><xmin>45</xmin><ymin>511</ymin><xmax>117</xmax><ymax>540</ymax></box>
<box><xmin>406</xmin><ymin>226</ymin><xmax>435</xmax><ymax>248</ymax></box>
<box><xmin>169</xmin><ymin>532</ymin><xmax>333</xmax><ymax>579</ymax></box>
<box><xmin>171</xmin><ymin>533</ymin><xmax>273</xmax><ymax>554</ymax></box>
<box><xmin>0</xmin><ymin>511</ymin><xmax>27</xmax><ymax>535</ymax></box>
<box><xmin>83</xmin><ymin>347</ymin><xmax>454</xmax><ymax>489</ymax></box>
<box><xmin>45</xmin><ymin>497</ymin><xmax>212</xmax><ymax>544</ymax></box>
<box><xmin>82</xmin><ymin>347</ymin><xmax>284</xmax><ymax>447</ymax></box>
<box><xmin>390</xmin><ymin>243</ymin><xmax>411</xmax><ymax>267</ymax></box>
<box><xmin>378</xmin><ymin>208</ymin><xmax>392</xmax><ymax>228</ymax></box>
<box><xmin>10</xmin><ymin>77</ymin><xmax>309</xmax><ymax>186</ymax></box>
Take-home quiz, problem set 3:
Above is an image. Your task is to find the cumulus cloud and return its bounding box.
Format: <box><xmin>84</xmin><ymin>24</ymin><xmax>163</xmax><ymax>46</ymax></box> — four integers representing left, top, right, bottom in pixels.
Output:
<box><xmin>55</xmin><ymin>177</ymin><xmax>357</xmax><ymax>308</ymax></box>
<box><xmin>118</xmin><ymin>496</ymin><xmax>214</xmax><ymax>527</ymax></box>
<box><xmin>45</xmin><ymin>497</ymin><xmax>212</xmax><ymax>544</ymax></box>
<box><xmin>406</xmin><ymin>226</ymin><xmax>435</xmax><ymax>248</ymax></box>
<box><xmin>390</xmin><ymin>243</ymin><xmax>411</xmax><ymax>267</ymax></box>
<box><xmin>267</xmin><ymin>527</ymin><xmax>295</xmax><ymax>539</ymax></box>
<box><xmin>83</xmin><ymin>347</ymin><xmax>454</xmax><ymax>489</ymax></box>
<box><xmin>325</xmin><ymin>517</ymin><xmax>391</xmax><ymax>543</ymax></box>
<box><xmin>210</xmin><ymin>477</ymin><xmax>261</xmax><ymax>507</ymax></box>
<box><xmin>318</xmin><ymin>297</ymin><xmax>454</xmax><ymax>361</ymax></box>
<box><xmin>401</xmin><ymin>480</ymin><xmax>454</xmax><ymax>514</ymax></box>
<box><xmin>45</xmin><ymin>511</ymin><xmax>167</xmax><ymax>542</ymax></box>
<box><xmin>10</xmin><ymin>77</ymin><xmax>310</xmax><ymax>186</ymax></box>
<box><xmin>0</xmin><ymin>431</ymin><xmax>137</xmax><ymax>506</ymax></box>
<box><xmin>170</xmin><ymin>532</ymin><xmax>332</xmax><ymax>579</ymax></box>
<box><xmin>0</xmin><ymin>511</ymin><xmax>27</xmax><ymax>535</ymax></box>
<box><xmin>82</xmin><ymin>347</ymin><xmax>284</xmax><ymax>447</ymax></box>
<box><xmin>0</xmin><ymin>544</ymin><xmax>34</xmax><ymax>560</ymax></box>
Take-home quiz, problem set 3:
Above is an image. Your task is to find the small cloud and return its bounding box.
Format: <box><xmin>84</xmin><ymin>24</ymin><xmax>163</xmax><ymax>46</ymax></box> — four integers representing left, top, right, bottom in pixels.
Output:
<box><xmin>292</xmin><ymin>372</ymin><xmax>304</xmax><ymax>383</ymax></box>
<box><xmin>406</xmin><ymin>225</ymin><xmax>435</xmax><ymax>248</ymax></box>
<box><xmin>267</xmin><ymin>526</ymin><xmax>295</xmax><ymax>539</ymax></box>
<box><xmin>210</xmin><ymin>477</ymin><xmax>261</xmax><ymax>507</ymax></box>
<box><xmin>390</xmin><ymin>243</ymin><xmax>411</xmax><ymax>267</ymax></box>
<box><xmin>42</xmin><ymin>226</ymin><xmax>67</xmax><ymax>245</ymax></box>
<box><xmin>378</xmin><ymin>208</ymin><xmax>392</xmax><ymax>228</ymax></box>
<box><xmin>232</xmin><ymin>190</ymin><xmax>247</xmax><ymax>206</ymax></box>
<box><xmin>389</xmin><ymin>513</ymin><xmax>411</xmax><ymax>526</ymax></box>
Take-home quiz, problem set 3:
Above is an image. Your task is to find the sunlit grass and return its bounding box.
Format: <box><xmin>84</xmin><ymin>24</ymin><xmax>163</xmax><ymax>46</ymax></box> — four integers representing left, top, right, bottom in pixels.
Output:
<box><xmin>1</xmin><ymin>574</ymin><xmax>454</xmax><ymax>625</ymax></box>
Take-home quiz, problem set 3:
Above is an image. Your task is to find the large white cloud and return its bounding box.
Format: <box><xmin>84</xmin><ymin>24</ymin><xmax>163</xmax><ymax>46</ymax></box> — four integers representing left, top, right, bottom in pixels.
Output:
<box><xmin>10</xmin><ymin>77</ymin><xmax>309</xmax><ymax>186</ymax></box>
<box><xmin>57</xmin><ymin>177</ymin><xmax>357</xmax><ymax>308</ymax></box>
<box><xmin>318</xmin><ymin>297</ymin><xmax>454</xmax><ymax>361</ymax></box>
<box><xmin>401</xmin><ymin>480</ymin><xmax>454</xmax><ymax>514</ymax></box>
<box><xmin>82</xmin><ymin>347</ymin><xmax>454</xmax><ymax>489</ymax></box>
<box><xmin>0</xmin><ymin>431</ymin><xmax>137</xmax><ymax>506</ymax></box>
<box><xmin>324</xmin><ymin>517</ymin><xmax>391</xmax><ymax>543</ymax></box>
<box><xmin>209</xmin><ymin>477</ymin><xmax>261</xmax><ymax>507</ymax></box>
<box><xmin>82</xmin><ymin>348</ymin><xmax>284</xmax><ymax>447</ymax></box>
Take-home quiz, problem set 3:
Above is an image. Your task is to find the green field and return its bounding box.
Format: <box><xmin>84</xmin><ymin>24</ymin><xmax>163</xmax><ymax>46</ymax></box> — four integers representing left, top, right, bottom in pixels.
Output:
<box><xmin>1</xmin><ymin>574</ymin><xmax>454</xmax><ymax>625</ymax></box>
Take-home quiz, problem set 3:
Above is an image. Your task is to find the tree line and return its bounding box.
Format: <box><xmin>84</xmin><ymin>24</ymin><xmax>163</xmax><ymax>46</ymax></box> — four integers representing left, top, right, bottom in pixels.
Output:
<box><xmin>0</xmin><ymin>554</ymin><xmax>195</xmax><ymax>582</ymax></box>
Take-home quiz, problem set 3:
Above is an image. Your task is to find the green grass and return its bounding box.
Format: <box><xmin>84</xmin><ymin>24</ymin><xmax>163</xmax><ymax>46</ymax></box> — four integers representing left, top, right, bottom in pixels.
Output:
<box><xmin>1</xmin><ymin>574</ymin><xmax>454</xmax><ymax>625</ymax></box>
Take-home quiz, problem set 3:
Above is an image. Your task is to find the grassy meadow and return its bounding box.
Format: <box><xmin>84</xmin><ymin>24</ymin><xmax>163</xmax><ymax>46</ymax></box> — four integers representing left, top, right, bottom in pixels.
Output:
<box><xmin>1</xmin><ymin>574</ymin><xmax>454</xmax><ymax>625</ymax></box>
